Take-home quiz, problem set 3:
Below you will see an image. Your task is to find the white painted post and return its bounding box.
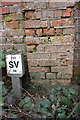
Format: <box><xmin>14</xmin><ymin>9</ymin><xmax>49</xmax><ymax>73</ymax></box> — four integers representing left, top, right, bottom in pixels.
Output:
<box><xmin>6</xmin><ymin>54</ymin><xmax>25</xmax><ymax>99</ymax></box>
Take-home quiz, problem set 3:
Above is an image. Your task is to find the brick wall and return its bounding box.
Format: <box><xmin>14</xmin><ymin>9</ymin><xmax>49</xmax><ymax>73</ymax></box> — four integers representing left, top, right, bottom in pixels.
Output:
<box><xmin>0</xmin><ymin>1</ymin><xmax>80</xmax><ymax>83</ymax></box>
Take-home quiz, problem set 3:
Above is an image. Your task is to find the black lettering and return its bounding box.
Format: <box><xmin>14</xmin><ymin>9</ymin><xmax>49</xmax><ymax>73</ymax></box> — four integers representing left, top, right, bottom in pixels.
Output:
<box><xmin>14</xmin><ymin>61</ymin><xmax>19</xmax><ymax>68</ymax></box>
<box><xmin>9</xmin><ymin>61</ymin><xmax>14</xmax><ymax>68</ymax></box>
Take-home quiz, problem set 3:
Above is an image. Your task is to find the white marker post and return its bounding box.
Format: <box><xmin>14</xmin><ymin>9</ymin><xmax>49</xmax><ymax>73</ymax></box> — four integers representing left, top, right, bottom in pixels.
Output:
<box><xmin>6</xmin><ymin>54</ymin><xmax>25</xmax><ymax>99</ymax></box>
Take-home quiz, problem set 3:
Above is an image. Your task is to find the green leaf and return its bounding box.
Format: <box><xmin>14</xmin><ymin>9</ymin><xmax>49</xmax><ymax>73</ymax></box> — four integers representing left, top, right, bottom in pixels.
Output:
<box><xmin>57</xmin><ymin>113</ymin><xmax>67</xmax><ymax>118</ymax></box>
<box><xmin>55</xmin><ymin>86</ymin><xmax>62</xmax><ymax>91</ymax></box>
<box><xmin>74</xmin><ymin>102</ymin><xmax>80</xmax><ymax>114</ymax></box>
<box><xmin>2</xmin><ymin>86</ymin><xmax>7</xmax><ymax>95</ymax></box>
<box><xmin>39</xmin><ymin>107</ymin><xmax>51</xmax><ymax>116</ymax></box>
<box><xmin>23</xmin><ymin>102</ymin><xmax>32</xmax><ymax>111</ymax></box>
<box><xmin>0</xmin><ymin>61</ymin><xmax>6</xmax><ymax>68</ymax></box>
<box><xmin>60</xmin><ymin>97</ymin><xmax>68</xmax><ymax>105</ymax></box>
<box><xmin>63</xmin><ymin>89</ymin><xmax>70</xmax><ymax>96</ymax></box>
<box><xmin>19</xmin><ymin>99</ymin><xmax>25</xmax><ymax>107</ymax></box>
<box><xmin>49</xmin><ymin>94</ymin><xmax>56</xmax><ymax>102</ymax></box>
<box><xmin>69</xmin><ymin>88</ymin><xmax>76</xmax><ymax>94</ymax></box>
<box><xmin>32</xmin><ymin>99</ymin><xmax>42</xmax><ymax>113</ymax></box>
<box><xmin>24</xmin><ymin>96</ymin><xmax>30</xmax><ymax>103</ymax></box>
<box><xmin>41</xmin><ymin>98</ymin><xmax>51</xmax><ymax>108</ymax></box>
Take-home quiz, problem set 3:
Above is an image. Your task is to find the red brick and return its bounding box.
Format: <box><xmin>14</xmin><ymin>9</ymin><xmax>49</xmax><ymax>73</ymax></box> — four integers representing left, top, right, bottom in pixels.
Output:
<box><xmin>34</xmin><ymin>11</ymin><xmax>42</xmax><ymax>19</ymax></box>
<box><xmin>51</xmin><ymin>66</ymin><xmax>73</xmax><ymax>73</ymax></box>
<box><xmin>36</xmin><ymin>29</ymin><xmax>42</xmax><ymax>36</ymax></box>
<box><xmin>25</xmin><ymin>11</ymin><xmax>35</xmax><ymax>20</ymax></box>
<box><xmin>27</xmin><ymin>45</ymin><xmax>37</xmax><ymax>52</ymax></box>
<box><xmin>1</xmin><ymin>2</ymin><xmax>17</xmax><ymax>6</ymax></box>
<box><xmin>63</xmin><ymin>28</ymin><xmax>75</xmax><ymax>35</ymax></box>
<box><xmin>11</xmin><ymin>29</ymin><xmax>25</xmax><ymax>36</ymax></box>
<box><xmin>63</xmin><ymin>8</ymin><xmax>73</xmax><ymax>17</ymax></box>
<box><xmin>0</xmin><ymin>15</ymin><xmax>3</xmax><ymax>21</ymax></box>
<box><xmin>5</xmin><ymin>21</ymin><xmax>19</xmax><ymax>29</ymax></box>
<box><xmin>55</xmin><ymin>29</ymin><xmax>63</xmax><ymax>35</ymax></box>
<box><xmin>0</xmin><ymin>7</ymin><xmax>9</xmax><ymax>14</ymax></box>
<box><xmin>24</xmin><ymin>20</ymin><xmax>47</xmax><ymax>28</ymax></box>
<box><xmin>46</xmin><ymin>73</ymin><xmax>56</xmax><ymax>79</ymax></box>
<box><xmin>29</xmin><ymin>67</ymin><xmax>50</xmax><ymax>72</ymax></box>
<box><xmin>54</xmin><ymin>10</ymin><xmax>62</xmax><ymax>17</ymax></box>
<box><xmin>42</xmin><ymin>10</ymin><xmax>54</xmax><ymax>18</ymax></box>
<box><xmin>50</xmin><ymin>19</ymin><xmax>62</xmax><ymax>27</ymax></box>
<box><xmin>25</xmin><ymin>29</ymin><xmax>35</xmax><ymax>36</ymax></box>
<box><xmin>43</xmin><ymin>28</ymin><xmax>55</xmax><ymax>36</ymax></box>
<box><xmin>9</xmin><ymin>4</ymin><xmax>22</xmax><ymax>13</ymax></box>
<box><xmin>62</xmin><ymin>18</ymin><xmax>74</xmax><ymax>26</ymax></box>
<box><xmin>4</xmin><ymin>13</ymin><xmax>23</xmax><ymax>21</ymax></box>
<box><xmin>26</xmin><ymin>36</ymin><xmax>40</xmax><ymax>45</ymax></box>
<box><xmin>45</xmin><ymin>45</ymin><xmax>57</xmax><ymax>52</ymax></box>
<box><xmin>48</xmin><ymin>2</ymin><xmax>74</xmax><ymax>8</ymax></box>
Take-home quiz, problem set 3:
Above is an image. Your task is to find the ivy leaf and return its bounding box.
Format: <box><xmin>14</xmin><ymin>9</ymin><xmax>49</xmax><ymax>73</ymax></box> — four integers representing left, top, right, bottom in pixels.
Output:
<box><xmin>69</xmin><ymin>88</ymin><xmax>76</xmax><ymax>94</ymax></box>
<box><xmin>55</xmin><ymin>86</ymin><xmax>62</xmax><ymax>91</ymax></box>
<box><xmin>23</xmin><ymin>102</ymin><xmax>33</xmax><ymax>111</ymax></box>
<box><xmin>49</xmin><ymin>94</ymin><xmax>56</xmax><ymax>102</ymax></box>
<box><xmin>57</xmin><ymin>113</ymin><xmax>67</xmax><ymax>119</ymax></box>
<box><xmin>39</xmin><ymin>107</ymin><xmax>51</xmax><ymax>116</ymax></box>
<box><xmin>63</xmin><ymin>89</ymin><xmax>70</xmax><ymax>96</ymax></box>
<box><xmin>74</xmin><ymin>102</ymin><xmax>80</xmax><ymax>114</ymax></box>
<box><xmin>41</xmin><ymin>98</ymin><xmax>51</xmax><ymax>108</ymax></box>
<box><xmin>2</xmin><ymin>86</ymin><xmax>7</xmax><ymax>95</ymax></box>
<box><xmin>24</xmin><ymin>96</ymin><xmax>30</xmax><ymax>103</ymax></box>
<box><xmin>60</xmin><ymin>97</ymin><xmax>68</xmax><ymax>105</ymax></box>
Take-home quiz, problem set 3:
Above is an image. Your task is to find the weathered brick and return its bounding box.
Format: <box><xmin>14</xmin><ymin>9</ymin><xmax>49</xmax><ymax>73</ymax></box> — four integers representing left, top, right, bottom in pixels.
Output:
<box><xmin>11</xmin><ymin>29</ymin><xmax>25</xmax><ymax>36</ymax></box>
<box><xmin>51</xmin><ymin>52</ymin><xmax>73</xmax><ymax>60</ymax></box>
<box><xmin>63</xmin><ymin>28</ymin><xmax>75</xmax><ymax>35</ymax></box>
<box><xmin>0</xmin><ymin>15</ymin><xmax>3</xmax><ymax>21</ymax></box>
<box><xmin>55</xmin><ymin>29</ymin><xmax>63</xmax><ymax>35</ymax></box>
<box><xmin>48</xmin><ymin>2</ymin><xmax>74</xmax><ymax>8</ymax></box>
<box><xmin>46</xmin><ymin>73</ymin><xmax>56</xmax><ymax>79</ymax></box>
<box><xmin>51</xmin><ymin>66</ymin><xmax>73</xmax><ymax>73</ymax></box>
<box><xmin>5</xmin><ymin>21</ymin><xmax>19</xmax><ymax>29</ymax></box>
<box><xmin>42</xmin><ymin>10</ymin><xmax>54</xmax><ymax>18</ymax></box>
<box><xmin>63</xmin><ymin>8</ymin><xmax>73</xmax><ymax>17</ymax></box>
<box><xmin>1</xmin><ymin>2</ymin><xmax>18</xmax><ymax>6</ymax></box>
<box><xmin>34</xmin><ymin>11</ymin><xmax>42</xmax><ymax>19</ymax></box>
<box><xmin>0</xmin><ymin>7</ymin><xmax>9</xmax><ymax>14</ymax></box>
<box><xmin>25</xmin><ymin>29</ymin><xmax>35</xmax><ymax>36</ymax></box>
<box><xmin>26</xmin><ymin>36</ymin><xmax>40</xmax><ymax>45</ymax></box>
<box><xmin>50</xmin><ymin>35</ymin><xmax>74</xmax><ymax>44</ymax></box>
<box><xmin>62</xmin><ymin>18</ymin><xmax>74</xmax><ymax>26</ymax></box>
<box><xmin>4</xmin><ymin>13</ymin><xmax>23</xmax><ymax>21</ymax></box>
<box><xmin>30</xmin><ymin>72</ymin><xmax>45</xmax><ymax>80</ymax></box>
<box><xmin>24</xmin><ymin>20</ymin><xmax>47</xmax><ymax>28</ymax></box>
<box><xmin>27</xmin><ymin>45</ymin><xmax>37</xmax><ymax>52</ymax></box>
<box><xmin>50</xmin><ymin>19</ymin><xmax>62</xmax><ymax>27</ymax></box>
<box><xmin>39</xmin><ymin>37</ymin><xmax>48</xmax><ymax>44</ymax></box>
<box><xmin>27</xmin><ymin>53</ymin><xmax>51</xmax><ymax>60</ymax></box>
<box><xmin>36</xmin><ymin>29</ymin><xmax>42</xmax><ymax>36</ymax></box>
<box><xmin>54</xmin><ymin>10</ymin><xmax>62</xmax><ymax>17</ymax></box>
<box><xmin>37</xmin><ymin>45</ymin><xmax>45</xmax><ymax>52</ymax></box>
<box><xmin>2</xmin><ymin>30</ymin><xmax>12</xmax><ymax>37</ymax></box>
<box><xmin>25</xmin><ymin>11</ymin><xmax>35</xmax><ymax>20</ymax></box>
<box><xmin>9</xmin><ymin>4</ymin><xmax>22</xmax><ymax>13</ymax></box>
<box><xmin>62</xmin><ymin>73</ymin><xmax>72</xmax><ymax>79</ymax></box>
<box><xmin>44</xmin><ymin>45</ymin><xmax>57</xmax><ymax>52</ymax></box>
<box><xmin>43</xmin><ymin>28</ymin><xmax>55</xmax><ymax>36</ymax></box>
<box><xmin>29</xmin><ymin>67</ymin><xmax>50</xmax><ymax>72</ymax></box>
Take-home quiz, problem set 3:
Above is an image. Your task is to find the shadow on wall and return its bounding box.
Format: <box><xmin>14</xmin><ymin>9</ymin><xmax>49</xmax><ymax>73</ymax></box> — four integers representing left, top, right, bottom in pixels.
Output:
<box><xmin>71</xmin><ymin>2</ymin><xmax>80</xmax><ymax>85</ymax></box>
